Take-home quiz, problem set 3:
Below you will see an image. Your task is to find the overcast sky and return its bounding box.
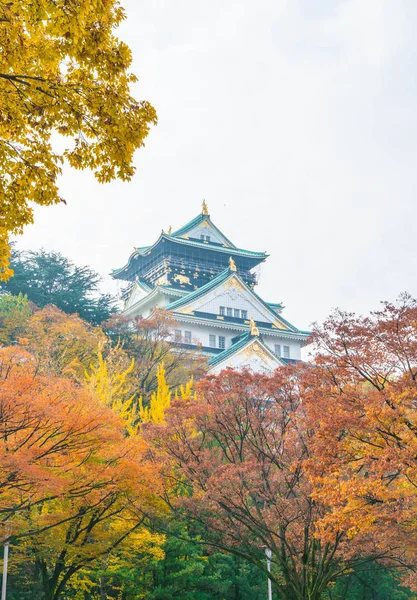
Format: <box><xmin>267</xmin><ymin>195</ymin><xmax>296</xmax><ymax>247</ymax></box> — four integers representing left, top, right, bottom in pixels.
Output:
<box><xmin>17</xmin><ymin>0</ymin><xmax>417</xmax><ymax>331</ymax></box>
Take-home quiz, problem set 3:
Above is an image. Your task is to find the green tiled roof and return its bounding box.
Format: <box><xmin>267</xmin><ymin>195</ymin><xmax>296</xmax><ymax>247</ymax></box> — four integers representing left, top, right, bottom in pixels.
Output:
<box><xmin>165</xmin><ymin>267</ymin><xmax>232</xmax><ymax>311</ymax></box>
<box><xmin>122</xmin><ymin>279</ymin><xmax>152</xmax><ymax>301</ymax></box>
<box><xmin>166</xmin><ymin>235</ymin><xmax>266</xmax><ymax>258</ymax></box>
<box><xmin>158</xmin><ymin>285</ymin><xmax>190</xmax><ymax>297</ymax></box>
<box><xmin>112</xmin><ymin>234</ymin><xmax>266</xmax><ymax>278</ymax></box>
<box><xmin>267</xmin><ymin>302</ymin><xmax>284</xmax><ymax>311</ymax></box>
<box><xmin>208</xmin><ymin>331</ymin><xmax>253</xmax><ymax>367</ymax></box>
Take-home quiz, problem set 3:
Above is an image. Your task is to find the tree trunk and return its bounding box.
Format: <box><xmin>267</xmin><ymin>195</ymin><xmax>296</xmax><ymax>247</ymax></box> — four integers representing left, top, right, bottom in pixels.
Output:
<box><xmin>100</xmin><ymin>575</ymin><xmax>106</xmax><ymax>600</ymax></box>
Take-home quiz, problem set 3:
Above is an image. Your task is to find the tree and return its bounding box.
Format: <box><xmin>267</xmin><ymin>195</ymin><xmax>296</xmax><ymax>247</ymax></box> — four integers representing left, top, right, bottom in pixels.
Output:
<box><xmin>70</xmin><ymin>511</ymin><xmax>268</xmax><ymax>600</ymax></box>
<box><xmin>303</xmin><ymin>293</ymin><xmax>417</xmax><ymax>590</ymax></box>
<box><xmin>17</xmin><ymin>489</ymin><xmax>164</xmax><ymax>600</ymax></box>
<box><xmin>138</xmin><ymin>363</ymin><xmax>194</xmax><ymax>425</ymax></box>
<box><xmin>127</xmin><ymin>518</ymin><xmax>267</xmax><ymax>600</ymax></box>
<box><xmin>0</xmin><ymin>292</ymin><xmax>32</xmax><ymax>344</ymax></box>
<box><xmin>330</xmin><ymin>563</ymin><xmax>415</xmax><ymax>600</ymax></box>
<box><xmin>1</xmin><ymin>248</ymin><xmax>117</xmax><ymax>325</ymax></box>
<box><xmin>103</xmin><ymin>309</ymin><xmax>207</xmax><ymax>399</ymax></box>
<box><xmin>0</xmin><ymin>344</ymin><xmax>165</xmax><ymax>600</ymax></box>
<box><xmin>0</xmin><ymin>345</ymin><xmax>122</xmax><ymax>525</ymax></box>
<box><xmin>22</xmin><ymin>304</ymin><xmax>106</xmax><ymax>379</ymax></box>
<box><xmin>0</xmin><ymin>0</ymin><xmax>157</xmax><ymax>280</ymax></box>
<box><xmin>85</xmin><ymin>344</ymin><xmax>138</xmax><ymax>435</ymax></box>
<box><xmin>145</xmin><ymin>368</ymin><xmax>404</xmax><ymax>600</ymax></box>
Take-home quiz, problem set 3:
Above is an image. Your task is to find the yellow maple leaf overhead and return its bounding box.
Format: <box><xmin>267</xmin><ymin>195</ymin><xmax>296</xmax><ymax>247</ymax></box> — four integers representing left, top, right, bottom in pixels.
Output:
<box><xmin>0</xmin><ymin>0</ymin><xmax>157</xmax><ymax>280</ymax></box>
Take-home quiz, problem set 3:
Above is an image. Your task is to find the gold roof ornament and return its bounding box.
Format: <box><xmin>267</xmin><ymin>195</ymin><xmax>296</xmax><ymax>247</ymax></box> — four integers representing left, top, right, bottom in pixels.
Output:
<box><xmin>229</xmin><ymin>256</ymin><xmax>237</xmax><ymax>272</ymax></box>
<box><xmin>202</xmin><ymin>199</ymin><xmax>209</xmax><ymax>215</ymax></box>
<box><xmin>168</xmin><ymin>225</ymin><xmax>172</xmax><ymax>234</ymax></box>
<box><xmin>249</xmin><ymin>317</ymin><xmax>259</xmax><ymax>337</ymax></box>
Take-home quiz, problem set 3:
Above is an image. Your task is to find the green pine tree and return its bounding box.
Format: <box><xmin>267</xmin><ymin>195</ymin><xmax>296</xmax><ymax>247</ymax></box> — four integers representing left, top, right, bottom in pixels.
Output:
<box><xmin>1</xmin><ymin>247</ymin><xmax>116</xmax><ymax>326</ymax></box>
<box><xmin>329</xmin><ymin>563</ymin><xmax>416</xmax><ymax>600</ymax></box>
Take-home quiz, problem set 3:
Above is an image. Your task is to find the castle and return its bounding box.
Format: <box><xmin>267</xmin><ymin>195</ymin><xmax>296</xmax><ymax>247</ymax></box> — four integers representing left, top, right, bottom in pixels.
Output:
<box><xmin>112</xmin><ymin>202</ymin><xmax>310</xmax><ymax>373</ymax></box>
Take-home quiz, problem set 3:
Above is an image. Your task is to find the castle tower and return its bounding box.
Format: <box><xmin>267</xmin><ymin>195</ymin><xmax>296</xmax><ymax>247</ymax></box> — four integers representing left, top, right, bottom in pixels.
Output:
<box><xmin>112</xmin><ymin>203</ymin><xmax>310</xmax><ymax>373</ymax></box>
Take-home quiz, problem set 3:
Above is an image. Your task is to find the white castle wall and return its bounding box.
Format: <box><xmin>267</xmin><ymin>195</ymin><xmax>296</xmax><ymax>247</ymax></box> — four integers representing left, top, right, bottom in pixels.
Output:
<box><xmin>171</xmin><ymin>320</ymin><xmax>302</xmax><ymax>360</ymax></box>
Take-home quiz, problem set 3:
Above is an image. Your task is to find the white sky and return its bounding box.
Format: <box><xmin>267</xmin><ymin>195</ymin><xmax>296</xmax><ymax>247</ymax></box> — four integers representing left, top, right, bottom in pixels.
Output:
<box><xmin>17</xmin><ymin>0</ymin><xmax>417</xmax><ymax>331</ymax></box>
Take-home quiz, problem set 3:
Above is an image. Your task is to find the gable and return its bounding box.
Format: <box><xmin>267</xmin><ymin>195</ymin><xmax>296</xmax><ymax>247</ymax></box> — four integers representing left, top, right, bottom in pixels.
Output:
<box><xmin>124</xmin><ymin>282</ymin><xmax>151</xmax><ymax>311</ymax></box>
<box><xmin>209</xmin><ymin>338</ymin><xmax>282</xmax><ymax>374</ymax></box>
<box><xmin>180</xmin><ymin>220</ymin><xmax>233</xmax><ymax>247</ymax></box>
<box><xmin>172</xmin><ymin>214</ymin><xmax>236</xmax><ymax>248</ymax></box>
<box><xmin>174</xmin><ymin>274</ymin><xmax>290</xmax><ymax>330</ymax></box>
<box><xmin>124</xmin><ymin>284</ymin><xmax>186</xmax><ymax>317</ymax></box>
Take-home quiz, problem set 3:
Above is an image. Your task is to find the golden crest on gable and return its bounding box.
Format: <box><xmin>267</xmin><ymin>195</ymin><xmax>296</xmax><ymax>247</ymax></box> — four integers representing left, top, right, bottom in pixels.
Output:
<box><xmin>225</xmin><ymin>278</ymin><xmax>244</xmax><ymax>291</ymax></box>
<box><xmin>242</xmin><ymin>341</ymin><xmax>270</xmax><ymax>363</ymax></box>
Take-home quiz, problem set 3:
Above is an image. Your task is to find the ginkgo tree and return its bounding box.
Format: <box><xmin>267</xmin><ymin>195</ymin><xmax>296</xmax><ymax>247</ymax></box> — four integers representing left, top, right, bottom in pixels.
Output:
<box><xmin>139</xmin><ymin>363</ymin><xmax>195</xmax><ymax>424</ymax></box>
<box><xmin>0</xmin><ymin>0</ymin><xmax>157</xmax><ymax>280</ymax></box>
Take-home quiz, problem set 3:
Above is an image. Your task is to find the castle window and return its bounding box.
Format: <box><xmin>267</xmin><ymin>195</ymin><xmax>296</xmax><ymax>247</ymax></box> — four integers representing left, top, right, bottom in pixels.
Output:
<box><xmin>174</xmin><ymin>329</ymin><xmax>182</xmax><ymax>342</ymax></box>
<box><xmin>241</xmin><ymin>310</ymin><xmax>248</xmax><ymax>320</ymax></box>
<box><xmin>209</xmin><ymin>334</ymin><xmax>216</xmax><ymax>348</ymax></box>
<box><xmin>184</xmin><ymin>331</ymin><xmax>192</xmax><ymax>344</ymax></box>
<box><xmin>226</xmin><ymin>308</ymin><xmax>233</xmax><ymax>317</ymax></box>
<box><xmin>219</xmin><ymin>306</ymin><xmax>225</xmax><ymax>316</ymax></box>
<box><xmin>275</xmin><ymin>344</ymin><xmax>281</xmax><ymax>357</ymax></box>
<box><xmin>234</xmin><ymin>309</ymin><xmax>240</xmax><ymax>318</ymax></box>
<box><xmin>283</xmin><ymin>345</ymin><xmax>290</xmax><ymax>358</ymax></box>
<box><xmin>219</xmin><ymin>336</ymin><xmax>225</xmax><ymax>349</ymax></box>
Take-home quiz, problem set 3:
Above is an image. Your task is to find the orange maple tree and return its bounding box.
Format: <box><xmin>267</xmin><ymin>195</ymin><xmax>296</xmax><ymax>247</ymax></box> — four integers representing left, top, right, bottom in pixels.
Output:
<box><xmin>0</xmin><ymin>345</ymin><xmax>164</xmax><ymax>599</ymax></box>
<box><xmin>0</xmin><ymin>345</ymin><xmax>116</xmax><ymax>523</ymax></box>
<box><xmin>22</xmin><ymin>304</ymin><xmax>106</xmax><ymax>378</ymax></box>
<box><xmin>303</xmin><ymin>293</ymin><xmax>417</xmax><ymax>588</ymax></box>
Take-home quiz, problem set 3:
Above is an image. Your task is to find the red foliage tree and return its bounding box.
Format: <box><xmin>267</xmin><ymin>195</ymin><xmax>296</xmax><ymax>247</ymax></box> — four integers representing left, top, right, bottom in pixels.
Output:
<box><xmin>145</xmin><ymin>367</ymin><xmax>404</xmax><ymax>600</ymax></box>
<box><xmin>103</xmin><ymin>308</ymin><xmax>207</xmax><ymax>397</ymax></box>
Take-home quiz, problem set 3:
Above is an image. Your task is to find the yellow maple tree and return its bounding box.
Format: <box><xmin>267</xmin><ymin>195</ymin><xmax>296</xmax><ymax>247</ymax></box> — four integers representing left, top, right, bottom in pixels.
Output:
<box><xmin>0</xmin><ymin>0</ymin><xmax>157</xmax><ymax>280</ymax></box>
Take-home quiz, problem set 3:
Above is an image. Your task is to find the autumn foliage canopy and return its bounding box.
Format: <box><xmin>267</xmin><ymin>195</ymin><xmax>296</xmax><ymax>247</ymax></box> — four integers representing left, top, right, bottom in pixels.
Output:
<box><xmin>1</xmin><ymin>290</ymin><xmax>417</xmax><ymax>599</ymax></box>
<box><xmin>144</xmin><ymin>293</ymin><xmax>417</xmax><ymax>600</ymax></box>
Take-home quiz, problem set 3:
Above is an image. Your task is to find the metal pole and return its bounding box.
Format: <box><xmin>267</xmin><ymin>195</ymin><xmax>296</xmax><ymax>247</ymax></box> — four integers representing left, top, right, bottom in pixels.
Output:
<box><xmin>1</xmin><ymin>538</ymin><xmax>9</xmax><ymax>600</ymax></box>
<box><xmin>265</xmin><ymin>548</ymin><xmax>272</xmax><ymax>600</ymax></box>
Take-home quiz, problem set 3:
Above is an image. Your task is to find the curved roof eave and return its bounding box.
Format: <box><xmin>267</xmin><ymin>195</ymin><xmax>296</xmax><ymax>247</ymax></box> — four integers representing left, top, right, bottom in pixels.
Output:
<box><xmin>112</xmin><ymin>234</ymin><xmax>267</xmax><ymax>280</ymax></box>
<box><xmin>122</xmin><ymin>283</ymin><xmax>187</xmax><ymax>317</ymax></box>
<box><xmin>171</xmin><ymin>312</ymin><xmax>311</xmax><ymax>341</ymax></box>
